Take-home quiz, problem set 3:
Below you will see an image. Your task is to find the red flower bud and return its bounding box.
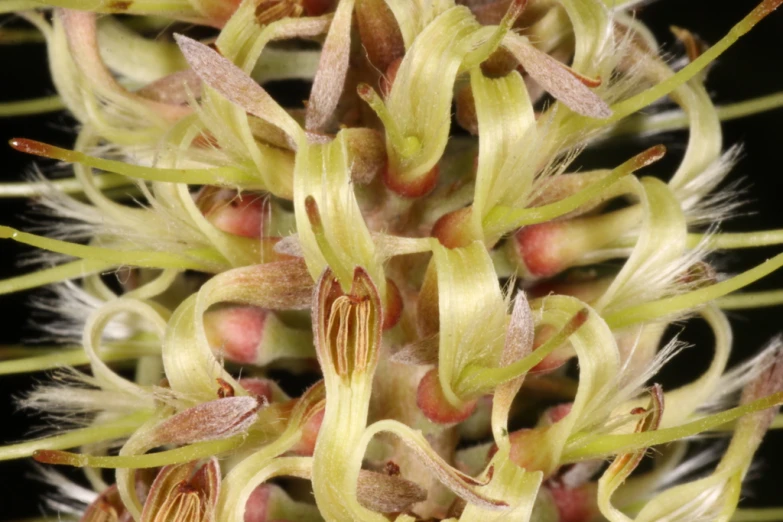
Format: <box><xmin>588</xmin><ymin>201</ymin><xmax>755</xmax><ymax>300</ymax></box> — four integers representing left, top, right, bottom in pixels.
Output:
<box><xmin>431</xmin><ymin>207</ymin><xmax>478</xmax><ymax>249</ymax></box>
<box><xmin>416</xmin><ymin>368</ymin><xmax>477</xmax><ymax>424</ymax></box>
<box><xmin>546</xmin><ymin>481</ymin><xmax>598</xmax><ymax>522</ymax></box>
<box><xmin>197</xmin><ymin>188</ymin><xmax>268</xmax><ymax>239</ymax></box>
<box><xmin>204</xmin><ymin>306</ymin><xmax>313</xmax><ymax>366</ymax></box>
<box><xmin>383</xmin><ymin>162</ymin><xmax>440</xmax><ymax>199</ymax></box>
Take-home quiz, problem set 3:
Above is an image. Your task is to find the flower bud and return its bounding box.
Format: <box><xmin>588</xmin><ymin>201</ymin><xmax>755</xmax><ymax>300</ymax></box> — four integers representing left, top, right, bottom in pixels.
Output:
<box><xmin>238</xmin><ymin>377</ymin><xmax>286</xmax><ymax>404</ymax></box>
<box><xmin>545</xmin><ymin>481</ymin><xmax>598</xmax><ymax>522</ymax></box>
<box><xmin>204</xmin><ymin>306</ymin><xmax>314</xmax><ymax>366</ymax></box>
<box><xmin>289</xmin><ymin>408</ymin><xmax>324</xmax><ymax>456</ymax></box>
<box><xmin>197</xmin><ymin>188</ymin><xmax>268</xmax><ymax>239</ymax></box>
<box><xmin>431</xmin><ymin>207</ymin><xmax>479</xmax><ymax>249</ymax></box>
<box><xmin>529</xmin><ymin>324</ymin><xmax>574</xmax><ymax>374</ymax></box>
<box><xmin>506</xmin><ymin>206</ymin><xmax>642</xmax><ymax>280</ymax></box>
<box><xmin>355</xmin><ymin>0</ymin><xmax>405</xmax><ymax>72</ymax></box>
<box><xmin>416</xmin><ymin>368</ymin><xmax>478</xmax><ymax>424</ymax></box>
<box><xmin>382</xmin><ymin>162</ymin><xmax>440</xmax><ymax>199</ymax></box>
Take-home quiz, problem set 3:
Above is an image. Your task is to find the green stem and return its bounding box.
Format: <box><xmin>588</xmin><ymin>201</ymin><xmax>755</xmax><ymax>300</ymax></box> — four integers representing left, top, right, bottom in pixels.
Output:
<box><xmin>483</xmin><ymin>168</ymin><xmax>632</xmax><ymax>240</ymax></box>
<box><xmin>605</xmin><ymin>252</ymin><xmax>783</xmax><ymax>329</ymax></box>
<box><xmin>0</xmin><ymin>0</ymin><xmax>39</xmax><ymax>13</ymax></box>
<box><xmin>0</xmin><ymin>344</ymin><xmax>160</xmax><ymax>375</ymax></box>
<box><xmin>0</xmin><ymin>259</ymin><xmax>115</xmax><ymax>296</ymax></box>
<box><xmin>718</xmin><ymin>290</ymin><xmax>783</xmax><ymax>310</ymax></box>
<box><xmin>610</xmin><ymin>91</ymin><xmax>783</xmax><ymax>138</ymax></box>
<box><xmin>0</xmin><ymin>411</ymin><xmax>150</xmax><ymax>462</ymax></box>
<box><xmin>10</xmin><ymin>139</ymin><xmax>259</xmax><ymax>187</ymax></box>
<box><xmin>570</xmin><ymin>0</ymin><xmax>781</xmax><ymax>131</ymax></box>
<box><xmin>731</xmin><ymin>508</ymin><xmax>783</xmax><ymax>521</ymax></box>
<box><xmin>0</xmin><ymin>174</ymin><xmax>130</xmax><ymax>198</ymax></box>
<box><xmin>0</xmin><ymin>96</ymin><xmax>64</xmax><ymax>117</ymax></box>
<box><xmin>563</xmin><ymin>391</ymin><xmax>783</xmax><ymax>462</ymax></box>
<box><xmin>28</xmin><ymin>0</ymin><xmax>197</xmax><ymax>15</ymax></box>
<box><xmin>35</xmin><ymin>436</ymin><xmax>244</xmax><ymax>469</ymax></box>
<box><xmin>458</xmin><ymin>309</ymin><xmax>587</xmax><ymax>397</ymax></box>
<box><xmin>688</xmin><ymin>230</ymin><xmax>783</xmax><ymax>249</ymax></box>
<box><xmin>0</xmin><ymin>225</ymin><xmax>224</xmax><ymax>272</ymax></box>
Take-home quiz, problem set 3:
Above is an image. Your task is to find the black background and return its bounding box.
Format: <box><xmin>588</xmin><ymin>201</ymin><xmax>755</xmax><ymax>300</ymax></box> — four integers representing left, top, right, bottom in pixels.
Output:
<box><xmin>2</xmin><ymin>0</ymin><xmax>783</xmax><ymax>518</ymax></box>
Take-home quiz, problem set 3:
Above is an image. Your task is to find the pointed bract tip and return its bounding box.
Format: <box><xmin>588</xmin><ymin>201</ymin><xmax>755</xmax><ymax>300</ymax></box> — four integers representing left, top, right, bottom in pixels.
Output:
<box><xmin>33</xmin><ymin>449</ymin><xmax>84</xmax><ymax>466</ymax></box>
<box><xmin>569</xmin><ymin>309</ymin><xmax>590</xmax><ymax>332</ymax></box>
<box><xmin>751</xmin><ymin>0</ymin><xmax>783</xmax><ymax>26</ymax></box>
<box><xmin>9</xmin><ymin>138</ymin><xmax>51</xmax><ymax>157</ymax></box>
<box><xmin>304</xmin><ymin>196</ymin><xmax>323</xmax><ymax>230</ymax></box>
<box><xmin>633</xmin><ymin>145</ymin><xmax>667</xmax><ymax>169</ymax></box>
<box><xmin>356</xmin><ymin>82</ymin><xmax>375</xmax><ymax>101</ymax></box>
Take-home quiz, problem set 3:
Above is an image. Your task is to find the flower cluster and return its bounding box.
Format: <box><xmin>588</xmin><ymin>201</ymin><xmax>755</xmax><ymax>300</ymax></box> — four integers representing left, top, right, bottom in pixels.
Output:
<box><xmin>1</xmin><ymin>0</ymin><xmax>783</xmax><ymax>521</ymax></box>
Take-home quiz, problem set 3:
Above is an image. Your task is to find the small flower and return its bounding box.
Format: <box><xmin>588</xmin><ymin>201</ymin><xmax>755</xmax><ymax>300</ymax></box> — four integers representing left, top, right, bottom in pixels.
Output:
<box><xmin>140</xmin><ymin>459</ymin><xmax>220</xmax><ymax>522</ymax></box>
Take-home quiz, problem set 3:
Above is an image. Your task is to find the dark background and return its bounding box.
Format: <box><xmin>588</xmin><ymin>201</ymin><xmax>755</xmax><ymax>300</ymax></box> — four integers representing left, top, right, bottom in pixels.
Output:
<box><xmin>2</xmin><ymin>0</ymin><xmax>783</xmax><ymax>518</ymax></box>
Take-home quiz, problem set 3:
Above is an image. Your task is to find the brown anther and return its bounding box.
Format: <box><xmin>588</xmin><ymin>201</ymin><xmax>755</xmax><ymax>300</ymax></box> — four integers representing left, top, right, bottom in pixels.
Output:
<box><xmin>678</xmin><ymin>261</ymin><xmax>718</xmax><ymax>288</ymax></box>
<box><xmin>176</xmin><ymin>480</ymin><xmax>198</xmax><ymax>495</ymax></box>
<box><xmin>255</xmin><ymin>0</ymin><xmax>303</xmax><ymax>25</ymax></box>
<box><xmin>384</xmin><ymin>460</ymin><xmax>401</xmax><ymax>476</ymax></box>
<box><xmin>671</xmin><ymin>26</ymin><xmax>705</xmax><ymax>63</ymax></box>
<box><xmin>217</xmin><ymin>378</ymin><xmax>235</xmax><ymax>398</ymax></box>
<box><xmin>108</xmin><ymin>0</ymin><xmax>132</xmax><ymax>10</ymax></box>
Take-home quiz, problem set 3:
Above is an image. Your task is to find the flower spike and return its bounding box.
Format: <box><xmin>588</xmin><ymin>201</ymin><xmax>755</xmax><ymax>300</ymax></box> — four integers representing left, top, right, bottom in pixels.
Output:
<box><xmin>2</xmin><ymin>0</ymin><xmax>783</xmax><ymax>520</ymax></box>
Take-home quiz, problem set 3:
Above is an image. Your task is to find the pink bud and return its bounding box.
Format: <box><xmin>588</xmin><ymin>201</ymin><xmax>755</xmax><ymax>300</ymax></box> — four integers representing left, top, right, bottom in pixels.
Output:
<box><xmin>204</xmin><ymin>306</ymin><xmax>267</xmax><ymax>364</ymax></box>
<box><xmin>416</xmin><ymin>368</ymin><xmax>477</xmax><ymax>424</ymax></box>
<box><xmin>204</xmin><ymin>306</ymin><xmax>313</xmax><ymax>366</ymax></box>
<box><xmin>245</xmin><ymin>484</ymin><xmax>275</xmax><ymax>522</ymax></box>
<box><xmin>197</xmin><ymin>188</ymin><xmax>268</xmax><ymax>239</ymax></box>
<box><xmin>508</xmin><ymin>208</ymin><xmax>639</xmax><ymax>280</ymax></box>
<box><xmin>383</xmin><ymin>162</ymin><xmax>440</xmax><ymax>198</ymax></box>
<box><xmin>510</xmin><ymin>221</ymin><xmax>571</xmax><ymax>279</ymax></box>
<box><xmin>431</xmin><ymin>207</ymin><xmax>477</xmax><ymax>249</ymax></box>
<box><xmin>543</xmin><ymin>403</ymin><xmax>573</xmax><ymax>425</ymax></box>
<box><xmin>546</xmin><ymin>481</ymin><xmax>598</xmax><ymax>522</ymax></box>
<box><xmin>238</xmin><ymin>378</ymin><xmax>277</xmax><ymax>404</ymax></box>
<box><xmin>244</xmin><ymin>484</ymin><xmax>304</xmax><ymax>522</ymax></box>
<box><xmin>290</xmin><ymin>408</ymin><xmax>324</xmax><ymax>456</ymax></box>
